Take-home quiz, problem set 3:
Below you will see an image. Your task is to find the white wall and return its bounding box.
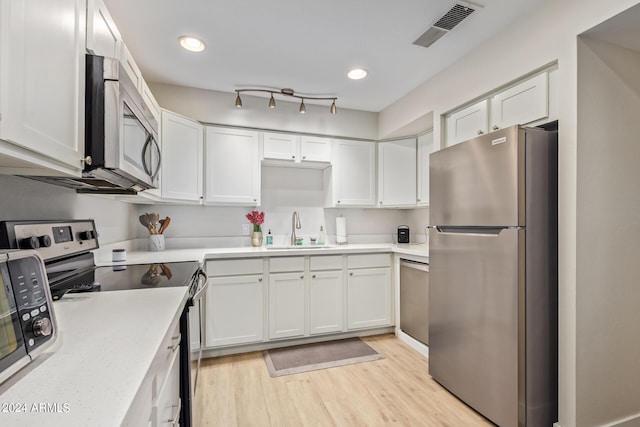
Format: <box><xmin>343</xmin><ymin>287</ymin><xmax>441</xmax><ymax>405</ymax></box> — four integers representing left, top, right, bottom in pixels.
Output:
<box><xmin>136</xmin><ymin>166</ymin><xmax>407</xmax><ymax>245</ymax></box>
<box><xmin>378</xmin><ymin>1</ymin><xmax>640</xmax><ymax>426</ymax></box>
<box><xmin>150</xmin><ymin>83</ymin><xmax>379</xmax><ymax>140</ymax></box>
<box><xmin>576</xmin><ymin>36</ymin><xmax>640</xmax><ymax>427</ymax></box>
<box><xmin>0</xmin><ymin>175</ymin><xmax>137</xmax><ymax>244</ymax></box>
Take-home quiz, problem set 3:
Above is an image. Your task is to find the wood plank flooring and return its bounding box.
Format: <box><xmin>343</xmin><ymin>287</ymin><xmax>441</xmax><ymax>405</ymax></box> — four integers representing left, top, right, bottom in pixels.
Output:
<box><xmin>193</xmin><ymin>334</ymin><xmax>493</xmax><ymax>426</ymax></box>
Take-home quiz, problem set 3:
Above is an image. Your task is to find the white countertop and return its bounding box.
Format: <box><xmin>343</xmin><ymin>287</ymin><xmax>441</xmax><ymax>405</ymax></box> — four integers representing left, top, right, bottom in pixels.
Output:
<box><xmin>94</xmin><ymin>242</ymin><xmax>428</xmax><ymax>266</ymax></box>
<box><xmin>0</xmin><ymin>288</ymin><xmax>188</xmax><ymax>427</ymax></box>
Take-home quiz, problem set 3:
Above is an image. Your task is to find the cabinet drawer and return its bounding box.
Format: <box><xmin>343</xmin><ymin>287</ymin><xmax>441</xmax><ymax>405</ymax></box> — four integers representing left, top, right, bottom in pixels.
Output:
<box><xmin>310</xmin><ymin>255</ymin><xmax>343</xmax><ymax>271</ymax></box>
<box><xmin>206</xmin><ymin>258</ymin><xmax>263</xmax><ymax>276</ymax></box>
<box><xmin>154</xmin><ymin>320</ymin><xmax>181</xmax><ymax>398</ymax></box>
<box><xmin>269</xmin><ymin>256</ymin><xmax>304</xmax><ymax>272</ymax></box>
<box><xmin>347</xmin><ymin>253</ymin><xmax>391</xmax><ymax>269</ymax></box>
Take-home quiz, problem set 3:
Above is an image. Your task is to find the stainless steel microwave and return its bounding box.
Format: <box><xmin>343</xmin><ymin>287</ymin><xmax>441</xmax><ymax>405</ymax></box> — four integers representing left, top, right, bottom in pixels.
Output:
<box><xmin>0</xmin><ymin>250</ymin><xmax>57</xmax><ymax>385</ymax></box>
<box><xmin>28</xmin><ymin>54</ymin><xmax>160</xmax><ymax>194</ymax></box>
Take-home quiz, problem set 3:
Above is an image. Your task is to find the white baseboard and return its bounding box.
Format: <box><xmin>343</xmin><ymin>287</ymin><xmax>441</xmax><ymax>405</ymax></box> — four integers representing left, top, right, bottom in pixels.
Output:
<box><xmin>396</xmin><ymin>329</ymin><xmax>429</xmax><ymax>358</ymax></box>
<box><xmin>602</xmin><ymin>413</ymin><xmax>640</xmax><ymax>427</ymax></box>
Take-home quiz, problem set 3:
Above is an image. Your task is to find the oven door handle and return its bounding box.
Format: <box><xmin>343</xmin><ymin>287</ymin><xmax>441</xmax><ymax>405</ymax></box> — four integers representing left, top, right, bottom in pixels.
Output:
<box><xmin>191</xmin><ymin>270</ymin><xmax>208</xmax><ymax>302</ymax></box>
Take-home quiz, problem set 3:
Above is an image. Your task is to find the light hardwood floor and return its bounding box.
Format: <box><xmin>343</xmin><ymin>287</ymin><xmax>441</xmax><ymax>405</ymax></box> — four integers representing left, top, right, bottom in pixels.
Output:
<box><xmin>193</xmin><ymin>334</ymin><xmax>493</xmax><ymax>426</ymax></box>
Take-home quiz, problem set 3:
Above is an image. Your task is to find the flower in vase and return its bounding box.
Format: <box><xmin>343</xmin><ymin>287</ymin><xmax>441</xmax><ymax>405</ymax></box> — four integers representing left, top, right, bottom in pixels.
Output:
<box><xmin>245</xmin><ymin>210</ymin><xmax>265</xmax><ymax>232</ymax></box>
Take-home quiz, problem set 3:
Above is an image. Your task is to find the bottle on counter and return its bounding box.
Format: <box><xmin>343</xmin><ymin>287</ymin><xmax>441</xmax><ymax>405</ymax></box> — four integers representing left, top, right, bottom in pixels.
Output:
<box><xmin>266</xmin><ymin>229</ymin><xmax>273</xmax><ymax>246</ymax></box>
<box><xmin>317</xmin><ymin>226</ymin><xmax>326</xmax><ymax>245</ymax></box>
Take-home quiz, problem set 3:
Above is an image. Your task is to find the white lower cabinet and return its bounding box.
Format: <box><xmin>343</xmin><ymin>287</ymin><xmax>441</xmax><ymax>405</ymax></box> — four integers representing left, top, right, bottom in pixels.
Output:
<box><xmin>152</xmin><ymin>348</ymin><xmax>181</xmax><ymax>427</ymax></box>
<box><xmin>268</xmin><ymin>272</ymin><xmax>305</xmax><ymax>339</ymax></box>
<box><xmin>205</xmin><ymin>274</ymin><xmax>264</xmax><ymax>347</ymax></box>
<box><xmin>347</xmin><ymin>267</ymin><xmax>392</xmax><ymax>330</ymax></box>
<box><xmin>309</xmin><ymin>270</ymin><xmax>343</xmax><ymax>335</ymax></box>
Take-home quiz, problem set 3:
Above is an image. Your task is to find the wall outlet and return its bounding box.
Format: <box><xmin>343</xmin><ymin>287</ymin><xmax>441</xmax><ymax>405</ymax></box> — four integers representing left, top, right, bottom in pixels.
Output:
<box><xmin>242</xmin><ymin>224</ymin><xmax>251</xmax><ymax>235</ymax></box>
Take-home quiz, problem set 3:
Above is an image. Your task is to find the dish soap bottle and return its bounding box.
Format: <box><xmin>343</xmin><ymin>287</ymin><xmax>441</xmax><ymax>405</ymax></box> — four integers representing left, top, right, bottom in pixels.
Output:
<box><xmin>266</xmin><ymin>229</ymin><xmax>273</xmax><ymax>246</ymax></box>
<box><xmin>317</xmin><ymin>226</ymin><xmax>326</xmax><ymax>245</ymax></box>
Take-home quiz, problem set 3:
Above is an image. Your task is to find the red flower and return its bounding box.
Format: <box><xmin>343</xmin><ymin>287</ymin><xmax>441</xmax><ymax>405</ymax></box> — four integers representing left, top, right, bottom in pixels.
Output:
<box><xmin>245</xmin><ymin>210</ymin><xmax>265</xmax><ymax>231</ymax></box>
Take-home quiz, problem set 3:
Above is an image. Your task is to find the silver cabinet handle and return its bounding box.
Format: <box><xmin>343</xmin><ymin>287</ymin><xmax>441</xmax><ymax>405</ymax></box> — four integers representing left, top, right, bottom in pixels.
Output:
<box><xmin>477</xmin><ymin>130</ymin><xmax>484</xmax><ymax>135</ymax></box>
<box><xmin>258</xmin><ymin>277</ymin><xmax>263</xmax><ymax>282</ymax></box>
<box><xmin>292</xmin><ymin>155</ymin><xmax>295</xmax><ymax>159</ymax></box>
<box><xmin>302</xmin><ymin>156</ymin><xmax>306</xmax><ymax>159</ymax></box>
<box><xmin>300</xmin><ymin>275</ymin><xmax>304</xmax><ymax>279</ymax></box>
<box><xmin>349</xmin><ymin>272</ymin><xmax>354</xmax><ymax>276</ymax></box>
<box><xmin>167</xmin><ymin>335</ymin><xmax>180</xmax><ymax>352</ymax></box>
<box><xmin>82</xmin><ymin>156</ymin><xmax>93</xmax><ymax>166</ymax></box>
<box><xmin>312</xmin><ymin>274</ymin><xmax>316</xmax><ymax>279</ymax></box>
<box><xmin>492</xmin><ymin>125</ymin><xmax>499</xmax><ymax>131</ymax></box>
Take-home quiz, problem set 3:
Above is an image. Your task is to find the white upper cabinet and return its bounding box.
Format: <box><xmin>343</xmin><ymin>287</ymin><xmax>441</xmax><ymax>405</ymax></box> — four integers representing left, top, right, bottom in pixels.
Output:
<box><xmin>262</xmin><ymin>132</ymin><xmax>297</xmax><ymax>161</ymax></box>
<box><xmin>262</xmin><ymin>132</ymin><xmax>331</xmax><ymax>165</ymax></box>
<box><xmin>141</xmin><ymin>79</ymin><xmax>161</xmax><ymax>125</ymax></box>
<box><xmin>120</xmin><ymin>44</ymin><xmax>143</xmax><ymax>91</ymax></box>
<box><xmin>160</xmin><ymin>110</ymin><xmax>203</xmax><ymax>202</ymax></box>
<box><xmin>417</xmin><ymin>130</ymin><xmax>433</xmax><ymax>206</ymax></box>
<box><xmin>299</xmin><ymin>136</ymin><xmax>331</xmax><ymax>163</ymax></box>
<box><xmin>86</xmin><ymin>0</ymin><xmax>121</xmax><ymax>58</ymax></box>
<box><xmin>445</xmin><ymin>71</ymin><xmax>551</xmax><ymax>147</ymax></box>
<box><xmin>445</xmin><ymin>99</ymin><xmax>489</xmax><ymax>146</ymax></box>
<box><xmin>490</xmin><ymin>72</ymin><xmax>548</xmax><ymax>131</ymax></box>
<box><xmin>377</xmin><ymin>138</ymin><xmax>417</xmax><ymax>207</ymax></box>
<box><xmin>204</xmin><ymin>126</ymin><xmax>261</xmax><ymax>206</ymax></box>
<box><xmin>0</xmin><ymin>0</ymin><xmax>86</xmax><ymax>173</ymax></box>
<box><xmin>324</xmin><ymin>139</ymin><xmax>376</xmax><ymax>207</ymax></box>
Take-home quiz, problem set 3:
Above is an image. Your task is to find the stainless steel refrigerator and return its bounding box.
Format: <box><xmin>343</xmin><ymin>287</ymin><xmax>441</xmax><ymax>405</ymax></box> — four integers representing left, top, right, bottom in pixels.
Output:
<box><xmin>428</xmin><ymin>125</ymin><xmax>558</xmax><ymax>427</ymax></box>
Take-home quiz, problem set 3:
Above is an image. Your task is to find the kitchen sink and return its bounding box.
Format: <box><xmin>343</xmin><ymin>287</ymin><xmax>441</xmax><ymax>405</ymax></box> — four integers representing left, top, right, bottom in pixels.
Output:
<box><xmin>265</xmin><ymin>245</ymin><xmax>335</xmax><ymax>250</ymax></box>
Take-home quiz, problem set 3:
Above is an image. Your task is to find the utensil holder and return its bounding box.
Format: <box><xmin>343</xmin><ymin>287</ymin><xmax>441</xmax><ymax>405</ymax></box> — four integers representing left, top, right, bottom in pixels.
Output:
<box><xmin>149</xmin><ymin>235</ymin><xmax>165</xmax><ymax>251</ymax></box>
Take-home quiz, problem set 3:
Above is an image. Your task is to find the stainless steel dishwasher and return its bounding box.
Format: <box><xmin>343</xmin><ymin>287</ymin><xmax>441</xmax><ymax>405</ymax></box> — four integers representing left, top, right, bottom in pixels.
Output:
<box><xmin>399</xmin><ymin>259</ymin><xmax>429</xmax><ymax>345</ymax></box>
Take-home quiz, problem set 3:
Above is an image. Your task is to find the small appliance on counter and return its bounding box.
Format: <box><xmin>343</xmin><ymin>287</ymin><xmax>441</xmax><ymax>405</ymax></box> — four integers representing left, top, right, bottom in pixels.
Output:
<box><xmin>336</xmin><ymin>216</ymin><xmax>347</xmax><ymax>244</ymax></box>
<box><xmin>0</xmin><ymin>249</ymin><xmax>57</xmax><ymax>386</ymax></box>
<box><xmin>397</xmin><ymin>225</ymin><xmax>410</xmax><ymax>243</ymax></box>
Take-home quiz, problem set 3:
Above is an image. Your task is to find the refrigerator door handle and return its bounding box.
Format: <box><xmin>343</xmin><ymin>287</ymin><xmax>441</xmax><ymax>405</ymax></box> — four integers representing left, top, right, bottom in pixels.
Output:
<box><xmin>434</xmin><ymin>226</ymin><xmax>510</xmax><ymax>235</ymax></box>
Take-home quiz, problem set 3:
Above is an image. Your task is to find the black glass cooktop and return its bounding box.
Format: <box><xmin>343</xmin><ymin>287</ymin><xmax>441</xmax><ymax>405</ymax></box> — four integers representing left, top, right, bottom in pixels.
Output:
<box><xmin>49</xmin><ymin>261</ymin><xmax>200</xmax><ymax>300</ymax></box>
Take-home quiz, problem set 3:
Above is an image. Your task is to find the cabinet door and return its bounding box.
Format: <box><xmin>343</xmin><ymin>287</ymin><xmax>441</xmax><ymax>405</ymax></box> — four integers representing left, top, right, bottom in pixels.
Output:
<box><xmin>417</xmin><ymin>130</ymin><xmax>433</xmax><ymax>206</ymax></box>
<box><xmin>152</xmin><ymin>347</ymin><xmax>181</xmax><ymax>427</ymax></box>
<box><xmin>445</xmin><ymin>100</ymin><xmax>488</xmax><ymax>147</ymax></box>
<box><xmin>205</xmin><ymin>274</ymin><xmax>264</xmax><ymax>347</ymax></box>
<box><xmin>161</xmin><ymin>110</ymin><xmax>203</xmax><ymax>201</ymax></box>
<box><xmin>347</xmin><ymin>267</ymin><xmax>392</xmax><ymax>329</ymax></box>
<box><xmin>0</xmin><ymin>0</ymin><xmax>86</xmax><ymax>170</ymax></box>
<box><xmin>120</xmin><ymin>43</ymin><xmax>143</xmax><ymax>91</ymax></box>
<box><xmin>205</xmin><ymin>127</ymin><xmax>260</xmax><ymax>205</ymax></box>
<box><xmin>330</xmin><ymin>139</ymin><xmax>376</xmax><ymax>206</ymax></box>
<box><xmin>300</xmin><ymin>136</ymin><xmax>331</xmax><ymax>163</ymax></box>
<box><xmin>309</xmin><ymin>270</ymin><xmax>343</xmax><ymax>335</ymax></box>
<box><xmin>490</xmin><ymin>72</ymin><xmax>548</xmax><ymax>130</ymax></box>
<box><xmin>86</xmin><ymin>0</ymin><xmax>121</xmax><ymax>58</ymax></box>
<box><xmin>377</xmin><ymin>138</ymin><xmax>417</xmax><ymax>207</ymax></box>
<box><xmin>263</xmin><ymin>132</ymin><xmax>297</xmax><ymax>161</ymax></box>
<box><xmin>268</xmin><ymin>272</ymin><xmax>305</xmax><ymax>339</ymax></box>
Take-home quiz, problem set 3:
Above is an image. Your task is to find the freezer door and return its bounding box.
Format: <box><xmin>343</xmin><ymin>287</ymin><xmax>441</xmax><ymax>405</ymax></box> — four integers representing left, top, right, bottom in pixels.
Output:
<box><xmin>430</xmin><ymin>125</ymin><xmax>524</xmax><ymax>226</ymax></box>
<box><xmin>429</xmin><ymin>227</ymin><xmax>524</xmax><ymax>427</ymax></box>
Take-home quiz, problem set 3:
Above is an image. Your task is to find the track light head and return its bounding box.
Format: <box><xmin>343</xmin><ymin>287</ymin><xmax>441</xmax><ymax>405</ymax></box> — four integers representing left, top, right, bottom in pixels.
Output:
<box><xmin>299</xmin><ymin>99</ymin><xmax>306</xmax><ymax>114</ymax></box>
<box><xmin>235</xmin><ymin>92</ymin><xmax>242</xmax><ymax>108</ymax></box>
<box><xmin>330</xmin><ymin>100</ymin><xmax>337</xmax><ymax>115</ymax></box>
<box><xmin>268</xmin><ymin>93</ymin><xmax>276</xmax><ymax>108</ymax></box>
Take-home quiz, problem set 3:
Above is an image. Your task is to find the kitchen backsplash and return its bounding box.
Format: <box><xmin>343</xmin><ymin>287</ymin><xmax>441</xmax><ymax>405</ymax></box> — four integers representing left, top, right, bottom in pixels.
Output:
<box><xmin>0</xmin><ymin>175</ymin><xmax>137</xmax><ymax>244</ymax></box>
<box><xmin>136</xmin><ymin>166</ymin><xmax>430</xmax><ymax>246</ymax></box>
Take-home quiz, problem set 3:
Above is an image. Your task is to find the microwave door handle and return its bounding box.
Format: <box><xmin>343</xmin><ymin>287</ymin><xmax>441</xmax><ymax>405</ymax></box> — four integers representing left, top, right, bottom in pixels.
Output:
<box><xmin>150</xmin><ymin>137</ymin><xmax>161</xmax><ymax>181</ymax></box>
<box><xmin>141</xmin><ymin>135</ymin><xmax>153</xmax><ymax>177</ymax></box>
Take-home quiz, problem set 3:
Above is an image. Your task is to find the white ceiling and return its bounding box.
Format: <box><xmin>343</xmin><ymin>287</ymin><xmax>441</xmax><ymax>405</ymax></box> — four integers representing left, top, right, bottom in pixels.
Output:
<box><xmin>103</xmin><ymin>0</ymin><xmax>544</xmax><ymax>112</ymax></box>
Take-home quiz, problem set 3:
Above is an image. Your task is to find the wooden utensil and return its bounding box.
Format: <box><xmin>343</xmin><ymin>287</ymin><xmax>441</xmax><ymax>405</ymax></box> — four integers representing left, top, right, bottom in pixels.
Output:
<box><xmin>139</xmin><ymin>214</ymin><xmax>155</xmax><ymax>234</ymax></box>
<box><xmin>158</xmin><ymin>216</ymin><xmax>171</xmax><ymax>234</ymax></box>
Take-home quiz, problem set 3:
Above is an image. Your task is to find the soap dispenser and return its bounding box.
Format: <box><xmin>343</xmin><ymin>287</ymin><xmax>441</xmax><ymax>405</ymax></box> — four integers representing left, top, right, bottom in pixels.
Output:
<box><xmin>266</xmin><ymin>229</ymin><xmax>273</xmax><ymax>245</ymax></box>
<box><xmin>317</xmin><ymin>226</ymin><xmax>326</xmax><ymax>245</ymax></box>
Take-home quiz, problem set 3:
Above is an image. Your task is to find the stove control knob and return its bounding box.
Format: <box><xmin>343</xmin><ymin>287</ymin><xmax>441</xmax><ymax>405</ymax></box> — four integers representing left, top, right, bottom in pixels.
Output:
<box><xmin>79</xmin><ymin>230</ymin><xmax>96</xmax><ymax>241</ymax></box>
<box><xmin>38</xmin><ymin>235</ymin><xmax>52</xmax><ymax>248</ymax></box>
<box><xmin>32</xmin><ymin>317</ymin><xmax>52</xmax><ymax>337</ymax></box>
<box><xmin>20</xmin><ymin>236</ymin><xmax>40</xmax><ymax>249</ymax></box>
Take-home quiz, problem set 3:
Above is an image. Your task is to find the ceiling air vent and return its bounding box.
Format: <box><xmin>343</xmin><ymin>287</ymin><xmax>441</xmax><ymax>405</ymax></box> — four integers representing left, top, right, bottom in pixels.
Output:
<box><xmin>413</xmin><ymin>2</ymin><xmax>478</xmax><ymax>48</ymax></box>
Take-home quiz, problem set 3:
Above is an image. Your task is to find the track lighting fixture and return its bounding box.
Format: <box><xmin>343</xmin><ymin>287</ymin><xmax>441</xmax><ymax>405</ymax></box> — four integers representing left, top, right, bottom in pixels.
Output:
<box><xmin>234</xmin><ymin>88</ymin><xmax>337</xmax><ymax>114</ymax></box>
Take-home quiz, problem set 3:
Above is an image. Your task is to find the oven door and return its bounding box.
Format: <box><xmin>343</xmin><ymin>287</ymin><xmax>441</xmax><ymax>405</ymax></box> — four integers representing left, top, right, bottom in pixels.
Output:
<box><xmin>0</xmin><ymin>260</ymin><xmax>29</xmax><ymax>385</ymax></box>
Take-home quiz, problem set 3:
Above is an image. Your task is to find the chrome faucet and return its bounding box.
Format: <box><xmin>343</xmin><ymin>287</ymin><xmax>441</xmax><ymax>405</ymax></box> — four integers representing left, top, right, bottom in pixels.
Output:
<box><xmin>291</xmin><ymin>211</ymin><xmax>302</xmax><ymax>245</ymax></box>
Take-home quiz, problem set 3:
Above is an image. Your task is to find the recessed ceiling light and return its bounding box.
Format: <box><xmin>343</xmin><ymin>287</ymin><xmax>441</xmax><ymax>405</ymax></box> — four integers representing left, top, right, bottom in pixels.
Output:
<box><xmin>347</xmin><ymin>68</ymin><xmax>368</xmax><ymax>80</ymax></box>
<box><xmin>178</xmin><ymin>35</ymin><xmax>206</xmax><ymax>52</ymax></box>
